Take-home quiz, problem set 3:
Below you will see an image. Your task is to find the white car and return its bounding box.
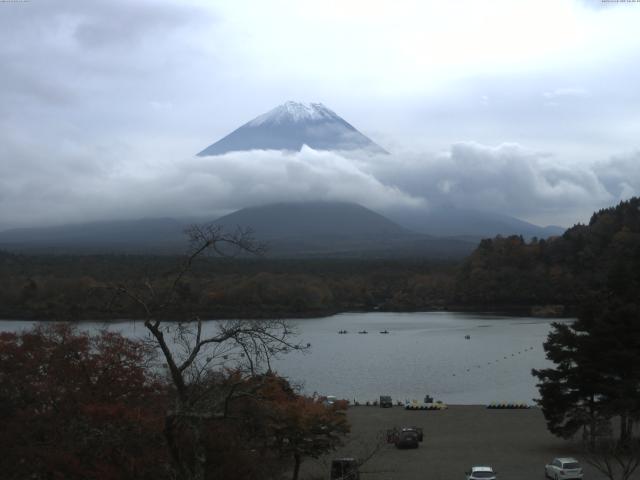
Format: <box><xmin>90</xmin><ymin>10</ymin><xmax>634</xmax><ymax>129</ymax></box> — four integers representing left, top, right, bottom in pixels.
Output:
<box><xmin>545</xmin><ymin>457</ymin><xmax>583</xmax><ymax>480</ymax></box>
<box><xmin>466</xmin><ymin>466</ymin><xmax>497</xmax><ymax>480</ymax></box>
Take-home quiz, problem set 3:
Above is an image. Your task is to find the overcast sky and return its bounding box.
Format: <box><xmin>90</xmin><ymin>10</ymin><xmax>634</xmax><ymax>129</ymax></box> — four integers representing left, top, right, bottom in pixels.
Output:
<box><xmin>1</xmin><ymin>0</ymin><xmax>639</xmax><ymax>230</ymax></box>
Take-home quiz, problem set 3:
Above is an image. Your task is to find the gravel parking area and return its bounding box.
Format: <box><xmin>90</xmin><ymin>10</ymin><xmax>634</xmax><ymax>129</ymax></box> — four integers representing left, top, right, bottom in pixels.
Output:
<box><xmin>300</xmin><ymin>405</ymin><xmax>636</xmax><ymax>480</ymax></box>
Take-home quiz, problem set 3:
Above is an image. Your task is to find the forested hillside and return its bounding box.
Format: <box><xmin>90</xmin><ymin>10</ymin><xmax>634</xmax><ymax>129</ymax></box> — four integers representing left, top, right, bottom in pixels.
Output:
<box><xmin>454</xmin><ymin>197</ymin><xmax>640</xmax><ymax>311</ymax></box>
<box><xmin>2</xmin><ymin>198</ymin><xmax>638</xmax><ymax>320</ymax></box>
<box><xmin>0</xmin><ymin>255</ymin><xmax>456</xmax><ymax>320</ymax></box>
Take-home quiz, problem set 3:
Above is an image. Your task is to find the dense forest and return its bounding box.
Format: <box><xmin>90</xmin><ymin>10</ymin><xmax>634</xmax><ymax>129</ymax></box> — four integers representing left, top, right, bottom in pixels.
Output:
<box><xmin>454</xmin><ymin>197</ymin><xmax>640</xmax><ymax>313</ymax></box>
<box><xmin>1</xmin><ymin>198</ymin><xmax>639</xmax><ymax>320</ymax></box>
<box><xmin>0</xmin><ymin>254</ymin><xmax>457</xmax><ymax>320</ymax></box>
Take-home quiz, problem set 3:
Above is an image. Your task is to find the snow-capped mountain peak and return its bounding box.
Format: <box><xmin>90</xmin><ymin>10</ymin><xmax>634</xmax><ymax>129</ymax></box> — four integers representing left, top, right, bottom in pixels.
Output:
<box><xmin>248</xmin><ymin>101</ymin><xmax>338</xmax><ymax>126</ymax></box>
<box><xmin>197</xmin><ymin>101</ymin><xmax>388</xmax><ymax>156</ymax></box>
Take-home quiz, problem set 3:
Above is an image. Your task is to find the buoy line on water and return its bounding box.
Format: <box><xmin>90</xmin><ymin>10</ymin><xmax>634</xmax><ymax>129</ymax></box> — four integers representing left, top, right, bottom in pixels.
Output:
<box><xmin>486</xmin><ymin>402</ymin><xmax>532</xmax><ymax>409</ymax></box>
<box><xmin>450</xmin><ymin>346</ymin><xmax>537</xmax><ymax>377</ymax></box>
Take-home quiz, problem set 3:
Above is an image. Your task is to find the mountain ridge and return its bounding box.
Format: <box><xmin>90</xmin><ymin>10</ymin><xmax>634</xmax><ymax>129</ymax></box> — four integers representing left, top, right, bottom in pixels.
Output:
<box><xmin>0</xmin><ymin>202</ymin><xmax>562</xmax><ymax>257</ymax></box>
<box><xmin>0</xmin><ymin>202</ymin><xmax>470</xmax><ymax>257</ymax></box>
<box><xmin>387</xmin><ymin>206</ymin><xmax>564</xmax><ymax>240</ymax></box>
<box><xmin>212</xmin><ymin>201</ymin><xmax>408</xmax><ymax>239</ymax></box>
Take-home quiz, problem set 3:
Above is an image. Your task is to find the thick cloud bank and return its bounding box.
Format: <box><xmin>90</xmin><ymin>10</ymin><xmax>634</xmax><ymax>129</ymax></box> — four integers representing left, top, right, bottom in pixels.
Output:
<box><xmin>365</xmin><ymin>142</ymin><xmax>628</xmax><ymax>225</ymax></box>
<box><xmin>0</xmin><ymin>147</ymin><xmax>421</xmax><ymax>228</ymax></box>
<box><xmin>1</xmin><ymin>141</ymin><xmax>639</xmax><ymax>230</ymax></box>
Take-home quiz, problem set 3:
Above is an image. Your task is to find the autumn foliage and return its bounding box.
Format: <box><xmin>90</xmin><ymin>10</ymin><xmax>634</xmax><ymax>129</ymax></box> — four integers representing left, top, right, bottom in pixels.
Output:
<box><xmin>0</xmin><ymin>326</ymin><xmax>350</xmax><ymax>480</ymax></box>
<box><xmin>0</xmin><ymin>324</ymin><xmax>167</xmax><ymax>479</ymax></box>
<box><xmin>224</xmin><ymin>373</ymin><xmax>350</xmax><ymax>479</ymax></box>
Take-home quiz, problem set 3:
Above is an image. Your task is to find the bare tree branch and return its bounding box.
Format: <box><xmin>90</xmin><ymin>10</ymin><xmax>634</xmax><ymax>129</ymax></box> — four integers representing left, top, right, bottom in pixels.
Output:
<box><xmin>584</xmin><ymin>438</ymin><xmax>640</xmax><ymax>480</ymax></box>
<box><xmin>104</xmin><ymin>222</ymin><xmax>303</xmax><ymax>480</ymax></box>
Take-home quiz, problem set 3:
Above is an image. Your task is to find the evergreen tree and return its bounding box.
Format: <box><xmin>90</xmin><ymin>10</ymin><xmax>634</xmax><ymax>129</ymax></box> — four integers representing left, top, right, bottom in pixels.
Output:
<box><xmin>578</xmin><ymin>298</ymin><xmax>640</xmax><ymax>445</ymax></box>
<box><xmin>532</xmin><ymin>321</ymin><xmax>606</xmax><ymax>445</ymax></box>
<box><xmin>533</xmin><ymin>294</ymin><xmax>640</xmax><ymax>446</ymax></box>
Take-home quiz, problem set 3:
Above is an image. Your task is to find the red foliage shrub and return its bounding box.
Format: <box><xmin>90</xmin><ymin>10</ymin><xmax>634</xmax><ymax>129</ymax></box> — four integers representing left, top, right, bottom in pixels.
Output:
<box><xmin>0</xmin><ymin>324</ymin><xmax>168</xmax><ymax>479</ymax></box>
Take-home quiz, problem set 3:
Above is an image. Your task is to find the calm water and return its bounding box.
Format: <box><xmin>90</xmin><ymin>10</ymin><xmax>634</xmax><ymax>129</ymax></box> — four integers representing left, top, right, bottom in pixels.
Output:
<box><xmin>0</xmin><ymin>312</ymin><xmax>567</xmax><ymax>405</ymax></box>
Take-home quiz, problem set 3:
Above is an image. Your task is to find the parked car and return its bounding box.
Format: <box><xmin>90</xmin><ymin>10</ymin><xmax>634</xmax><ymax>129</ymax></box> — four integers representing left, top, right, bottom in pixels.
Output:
<box><xmin>402</xmin><ymin>426</ymin><xmax>423</xmax><ymax>442</ymax></box>
<box><xmin>330</xmin><ymin>458</ymin><xmax>359</xmax><ymax>480</ymax></box>
<box><xmin>545</xmin><ymin>457</ymin><xmax>583</xmax><ymax>480</ymax></box>
<box><xmin>379</xmin><ymin>395</ymin><xmax>393</xmax><ymax>408</ymax></box>
<box><xmin>323</xmin><ymin>395</ymin><xmax>337</xmax><ymax>406</ymax></box>
<box><xmin>465</xmin><ymin>466</ymin><xmax>497</xmax><ymax>480</ymax></box>
<box><xmin>395</xmin><ymin>429</ymin><xmax>419</xmax><ymax>449</ymax></box>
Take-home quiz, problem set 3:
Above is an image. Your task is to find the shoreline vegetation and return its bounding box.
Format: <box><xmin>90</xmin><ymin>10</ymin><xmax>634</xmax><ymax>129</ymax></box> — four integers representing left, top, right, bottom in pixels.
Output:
<box><xmin>0</xmin><ymin>249</ymin><xmax>572</xmax><ymax>321</ymax></box>
<box><xmin>0</xmin><ymin>198</ymin><xmax>637</xmax><ymax>322</ymax></box>
<box><xmin>0</xmin><ymin>304</ymin><xmax>569</xmax><ymax>323</ymax></box>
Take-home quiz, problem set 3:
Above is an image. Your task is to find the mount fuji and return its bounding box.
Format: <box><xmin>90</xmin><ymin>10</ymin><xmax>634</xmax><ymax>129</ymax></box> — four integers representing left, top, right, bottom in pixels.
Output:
<box><xmin>197</xmin><ymin>101</ymin><xmax>388</xmax><ymax>156</ymax></box>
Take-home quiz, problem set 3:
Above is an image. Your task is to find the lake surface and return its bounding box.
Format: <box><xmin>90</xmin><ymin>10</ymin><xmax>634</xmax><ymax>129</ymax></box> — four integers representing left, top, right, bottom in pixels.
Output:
<box><xmin>0</xmin><ymin>311</ymin><xmax>567</xmax><ymax>405</ymax></box>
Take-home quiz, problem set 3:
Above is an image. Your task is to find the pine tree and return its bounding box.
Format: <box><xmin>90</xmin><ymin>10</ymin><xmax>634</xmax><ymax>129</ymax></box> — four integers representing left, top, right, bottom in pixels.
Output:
<box><xmin>532</xmin><ymin>320</ymin><xmax>606</xmax><ymax>445</ymax></box>
<box><xmin>578</xmin><ymin>298</ymin><xmax>640</xmax><ymax>445</ymax></box>
<box><xmin>533</xmin><ymin>294</ymin><xmax>640</xmax><ymax>446</ymax></box>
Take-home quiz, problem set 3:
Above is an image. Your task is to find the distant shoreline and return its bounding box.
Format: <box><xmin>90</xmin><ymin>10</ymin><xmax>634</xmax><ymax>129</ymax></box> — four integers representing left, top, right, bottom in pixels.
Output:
<box><xmin>0</xmin><ymin>304</ymin><xmax>573</xmax><ymax>323</ymax></box>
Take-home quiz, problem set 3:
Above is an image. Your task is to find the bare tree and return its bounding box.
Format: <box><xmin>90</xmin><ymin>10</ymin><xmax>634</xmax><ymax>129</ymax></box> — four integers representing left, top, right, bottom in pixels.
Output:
<box><xmin>111</xmin><ymin>224</ymin><xmax>306</xmax><ymax>480</ymax></box>
<box><xmin>584</xmin><ymin>437</ymin><xmax>640</xmax><ymax>480</ymax></box>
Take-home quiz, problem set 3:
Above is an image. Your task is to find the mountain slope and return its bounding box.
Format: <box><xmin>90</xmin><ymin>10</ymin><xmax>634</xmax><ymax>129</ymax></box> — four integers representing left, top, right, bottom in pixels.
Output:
<box><xmin>197</xmin><ymin>101</ymin><xmax>388</xmax><ymax>156</ymax></box>
<box><xmin>213</xmin><ymin>202</ymin><xmax>406</xmax><ymax>239</ymax></box>
<box><xmin>388</xmin><ymin>206</ymin><xmax>564</xmax><ymax>240</ymax></box>
<box><xmin>213</xmin><ymin>202</ymin><xmax>474</xmax><ymax>258</ymax></box>
<box><xmin>0</xmin><ymin>203</ymin><xmax>476</xmax><ymax>258</ymax></box>
<box><xmin>0</xmin><ymin>202</ymin><xmax>563</xmax><ymax>257</ymax></box>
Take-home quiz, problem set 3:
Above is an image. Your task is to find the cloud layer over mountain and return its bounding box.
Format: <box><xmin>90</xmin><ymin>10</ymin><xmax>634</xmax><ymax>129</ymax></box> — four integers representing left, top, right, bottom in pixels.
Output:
<box><xmin>1</xmin><ymin>140</ymin><xmax>637</xmax><ymax>230</ymax></box>
<box><xmin>1</xmin><ymin>0</ymin><xmax>640</xmax><ymax>230</ymax></box>
<box><xmin>365</xmin><ymin>143</ymin><xmax>625</xmax><ymax>225</ymax></box>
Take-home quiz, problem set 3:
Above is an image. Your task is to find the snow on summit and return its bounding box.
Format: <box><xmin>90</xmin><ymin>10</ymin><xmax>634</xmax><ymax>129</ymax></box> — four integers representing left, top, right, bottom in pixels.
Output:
<box><xmin>197</xmin><ymin>101</ymin><xmax>388</xmax><ymax>156</ymax></box>
<box><xmin>247</xmin><ymin>101</ymin><xmax>339</xmax><ymax>126</ymax></box>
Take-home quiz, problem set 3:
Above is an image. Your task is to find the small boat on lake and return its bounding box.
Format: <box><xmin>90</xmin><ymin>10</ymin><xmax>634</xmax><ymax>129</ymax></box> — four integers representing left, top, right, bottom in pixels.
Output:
<box><xmin>380</xmin><ymin>330</ymin><xmax>389</xmax><ymax>334</ymax></box>
<box><xmin>358</xmin><ymin>330</ymin><xmax>368</xmax><ymax>334</ymax></box>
